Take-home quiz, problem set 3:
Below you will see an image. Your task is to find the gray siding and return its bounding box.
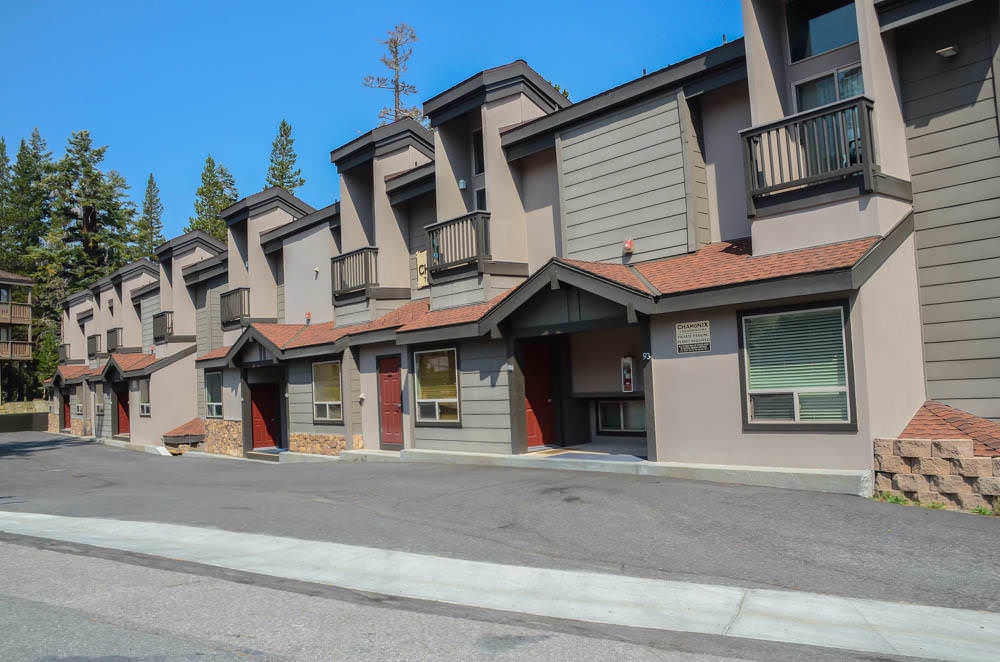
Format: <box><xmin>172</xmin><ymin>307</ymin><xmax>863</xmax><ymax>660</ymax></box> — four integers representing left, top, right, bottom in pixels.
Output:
<box><xmin>429</xmin><ymin>275</ymin><xmax>486</xmax><ymax>310</ymax></box>
<box><xmin>94</xmin><ymin>385</ymin><xmax>112</xmax><ymax>438</ymax></box>
<box><xmin>681</xmin><ymin>96</ymin><xmax>711</xmax><ymax>248</ymax></box>
<box><xmin>140</xmin><ymin>291</ymin><xmax>159</xmax><ymax>348</ymax></box>
<box><xmin>348</xmin><ymin>347</ymin><xmax>361</xmax><ymax>440</ymax></box>
<box><xmin>195</xmin><ymin>274</ymin><xmax>227</xmax><ymax>355</ymax></box>
<box><xmin>899</xmin><ymin>4</ymin><xmax>1000</xmax><ymax>420</ymax></box>
<box><xmin>335</xmin><ymin>299</ymin><xmax>371</xmax><ymax>327</ymax></box>
<box><xmin>558</xmin><ymin>91</ymin><xmax>690</xmax><ymax>263</ymax></box>
<box><xmin>287</xmin><ymin>358</ymin><xmax>348</xmax><ymax>436</ymax></box>
<box><xmin>276</xmin><ymin>260</ymin><xmax>285</xmax><ymax>323</ymax></box>
<box><xmin>412</xmin><ymin>338</ymin><xmax>511</xmax><ymax>454</ymax></box>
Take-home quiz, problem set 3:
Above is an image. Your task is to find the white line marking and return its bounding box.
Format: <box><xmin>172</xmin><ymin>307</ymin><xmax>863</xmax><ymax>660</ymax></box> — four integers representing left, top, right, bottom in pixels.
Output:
<box><xmin>0</xmin><ymin>511</ymin><xmax>997</xmax><ymax>661</ymax></box>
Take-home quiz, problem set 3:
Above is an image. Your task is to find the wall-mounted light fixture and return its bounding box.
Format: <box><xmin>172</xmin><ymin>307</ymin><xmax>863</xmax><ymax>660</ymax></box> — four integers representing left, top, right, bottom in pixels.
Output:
<box><xmin>458</xmin><ymin>179</ymin><xmax>467</xmax><ymax>190</ymax></box>
<box><xmin>936</xmin><ymin>45</ymin><xmax>959</xmax><ymax>58</ymax></box>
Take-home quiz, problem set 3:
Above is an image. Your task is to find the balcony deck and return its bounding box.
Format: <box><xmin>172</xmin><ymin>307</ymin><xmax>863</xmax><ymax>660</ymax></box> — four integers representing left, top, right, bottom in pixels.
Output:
<box><xmin>0</xmin><ymin>341</ymin><xmax>32</xmax><ymax>361</ymax></box>
<box><xmin>0</xmin><ymin>302</ymin><xmax>31</xmax><ymax>325</ymax></box>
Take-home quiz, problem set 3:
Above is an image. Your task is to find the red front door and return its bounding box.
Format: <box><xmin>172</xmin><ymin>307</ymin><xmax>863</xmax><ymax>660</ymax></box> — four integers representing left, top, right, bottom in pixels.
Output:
<box><xmin>378</xmin><ymin>356</ymin><xmax>403</xmax><ymax>449</ymax></box>
<box><xmin>522</xmin><ymin>341</ymin><xmax>556</xmax><ymax>448</ymax></box>
<box><xmin>250</xmin><ymin>384</ymin><xmax>281</xmax><ymax>449</ymax></box>
<box><xmin>62</xmin><ymin>391</ymin><xmax>71</xmax><ymax>430</ymax></box>
<box><xmin>116</xmin><ymin>387</ymin><xmax>130</xmax><ymax>435</ymax></box>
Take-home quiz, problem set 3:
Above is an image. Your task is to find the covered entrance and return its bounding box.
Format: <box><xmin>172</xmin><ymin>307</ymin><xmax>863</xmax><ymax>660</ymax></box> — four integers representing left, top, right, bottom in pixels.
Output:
<box><xmin>61</xmin><ymin>389</ymin><xmax>71</xmax><ymax>430</ymax></box>
<box><xmin>114</xmin><ymin>385</ymin><xmax>130</xmax><ymax>436</ymax></box>
<box><xmin>250</xmin><ymin>383</ymin><xmax>281</xmax><ymax>449</ymax></box>
<box><xmin>521</xmin><ymin>340</ymin><xmax>557</xmax><ymax>448</ymax></box>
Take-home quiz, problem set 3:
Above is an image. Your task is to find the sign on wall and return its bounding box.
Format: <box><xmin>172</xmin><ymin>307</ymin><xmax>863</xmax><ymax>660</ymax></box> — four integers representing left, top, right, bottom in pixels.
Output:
<box><xmin>415</xmin><ymin>250</ymin><xmax>429</xmax><ymax>289</ymax></box>
<box><xmin>621</xmin><ymin>356</ymin><xmax>634</xmax><ymax>393</ymax></box>
<box><xmin>676</xmin><ymin>320</ymin><xmax>711</xmax><ymax>354</ymax></box>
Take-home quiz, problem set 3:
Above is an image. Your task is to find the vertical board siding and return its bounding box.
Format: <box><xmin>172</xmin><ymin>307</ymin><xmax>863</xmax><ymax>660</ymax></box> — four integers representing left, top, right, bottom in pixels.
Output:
<box><xmin>899</xmin><ymin>5</ymin><xmax>1000</xmax><ymax>420</ymax></box>
<box><xmin>412</xmin><ymin>338</ymin><xmax>512</xmax><ymax>453</ymax></box>
<box><xmin>276</xmin><ymin>261</ymin><xmax>285</xmax><ymax>323</ymax></box>
<box><xmin>682</xmin><ymin>98</ymin><xmax>712</xmax><ymax>248</ymax></box>
<box><xmin>287</xmin><ymin>358</ymin><xmax>347</xmax><ymax>436</ymax></box>
<box><xmin>140</xmin><ymin>292</ymin><xmax>159</xmax><ymax>349</ymax></box>
<box><xmin>429</xmin><ymin>275</ymin><xmax>487</xmax><ymax>310</ymax></box>
<box><xmin>195</xmin><ymin>275</ymin><xmax>227</xmax><ymax>355</ymax></box>
<box><xmin>558</xmin><ymin>92</ymin><xmax>691</xmax><ymax>263</ymax></box>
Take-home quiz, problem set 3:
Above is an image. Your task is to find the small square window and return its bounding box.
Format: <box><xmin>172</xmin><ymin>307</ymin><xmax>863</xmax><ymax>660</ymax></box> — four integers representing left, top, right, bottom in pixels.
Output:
<box><xmin>205</xmin><ymin>371</ymin><xmax>223</xmax><ymax>419</ymax></box>
<box><xmin>415</xmin><ymin>348</ymin><xmax>460</xmax><ymax>424</ymax></box>
<box><xmin>474</xmin><ymin>188</ymin><xmax>487</xmax><ymax>211</ymax></box>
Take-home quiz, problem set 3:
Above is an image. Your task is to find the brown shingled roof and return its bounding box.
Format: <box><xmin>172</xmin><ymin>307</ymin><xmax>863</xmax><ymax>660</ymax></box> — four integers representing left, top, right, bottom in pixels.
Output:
<box><xmin>396</xmin><ymin>292</ymin><xmax>513</xmax><ymax>333</ymax></box>
<box><xmin>556</xmin><ymin>258</ymin><xmax>654</xmax><ymax>294</ymax></box>
<box><xmin>632</xmin><ymin>236</ymin><xmax>879</xmax><ymax>296</ymax></box>
<box><xmin>283</xmin><ymin>321</ymin><xmax>360</xmax><ymax>350</ymax></box>
<box><xmin>901</xmin><ymin>401</ymin><xmax>1000</xmax><ymax>457</ymax></box>
<box><xmin>56</xmin><ymin>364</ymin><xmax>96</xmax><ymax>381</ymax></box>
<box><xmin>163</xmin><ymin>417</ymin><xmax>206</xmax><ymax>438</ymax></box>
<box><xmin>0</xmin><ymin>267</ymin><xmax>33</xmax><ymax>285</ymax></box>
<box><xmin>109</xmin><ymin>352</ymin><xmax>157</xmax><ymax>372</ymax></box>
<box><xmin>196</xmin><ymin>346</ymin><xmax>231</xmax><ymax>362</ymax></box>
<box><xmin>252</xmin><ymin>323</ymin><xmax>307</xmax><ymax>349</ymax></box>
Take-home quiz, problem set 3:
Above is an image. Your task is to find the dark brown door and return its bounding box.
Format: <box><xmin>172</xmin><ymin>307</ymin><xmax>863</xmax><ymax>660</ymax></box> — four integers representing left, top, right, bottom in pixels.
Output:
<box><xmin>116</xmin><ymin>387</ymin><xmax>130</xmax><ymax>435</ymax></box>
<box><xmin>62</xmin><ymin>391</ymin><xmax>71</xmax><ymax>430</ymax></box>
<box><xmin>250</xmin><ymin>384</ymin><xmax>280</xmax><ymax>449</ymax></box>
<box><xmin>522</xmin><ymin>341</ymin><xmax>555</xmax><ymax>448</ymax></box>
<box><xmin>378</xmin><ymin>356</ymin><xmax>403</xmax><ymax>449</ymax></box>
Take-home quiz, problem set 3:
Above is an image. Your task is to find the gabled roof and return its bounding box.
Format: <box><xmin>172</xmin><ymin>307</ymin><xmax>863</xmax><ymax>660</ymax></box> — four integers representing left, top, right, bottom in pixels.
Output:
<box><xmin>423</xmin><ymin>60</ymin><xmax>572</xmax><ymax>127</ymax></box>
<box><xmin>107</xmin><ymin>352</ymin><xmax>158</xmax><ymax>373</ymax></box>
<box><xmin>154</xmin><ymin>230</ymin><xmax>226</xmax><ymax>260</ymax></box>
<box><xmin>329</xmin><ymin>118</ymin><xmax>434</xmax><ymax>172</ymax></box>
<box><xmin>182</xmin><ymin>252</ymin><xmax>228</xmax><ymax>285</ymax></box>
<box><xmin>221</xmin><ymin>186</ymin><xmax>315</xmax><ymax>224</ymax></box>
<box><xmin>129</xmin><ymin>281</ymin><xmax>160</xmax><ymax>302</ymax></box>
<box><xmin>195</xmin><ymin>346</ymin><xmax>231</xmax><ymax>362</ymax></box>
<box><xmin>385</xmin><ymin>162</ymin><xmax>436</xmax><ymax>206</ymax></box>
<box><xmin>88</xmin><ymin>258</ymin><xmax>159</xmax><ymax>292</ymax></box>
<box><xmin>163</xmin><ymin>417</ymin><xmax>206</xmax><ymax>439</ymax></box>
<box><xmin>102</xmin><ymin>347</ymin><xmax>197</xmax><ymax>379</ymax></box>
<box><xmin>901</xmin><ymin>401</ymin><xmax>1000</xmax><ymax>457</ymax></box>
<box><xmin>53</xmin><ymin>364</ymin><xmax>98</xmax><ymax>384</ymax></box>
<box><xmin>0</xmin><ymin>267</ymin><xmax>33</xmax><ymax>286</ymax></box>
<box><xmin>260</xmin><ymin>202</ymin><xmax>340</xmax><ymax>254</ymax></box>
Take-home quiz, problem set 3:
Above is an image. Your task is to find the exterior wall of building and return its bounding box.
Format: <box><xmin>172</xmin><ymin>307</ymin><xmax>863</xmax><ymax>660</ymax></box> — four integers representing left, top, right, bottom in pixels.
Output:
<box><xmin>569</xmin><ymin>326</ymin><xmax>643</xmax><ymax>395</ymax></box>
<box><xmin>283</xmin><ymin>222</ymin><xmax>337</xmax><ymax>324</ymax></box>
<box><xmin>93</xmin><ymin>384</ymin><xmax>113</xmax><ymax>439</ymax></box>
<box><xmin>119</xmin><ymin>271</ymin><xmax>157</xmax><ymax>348</ymax></box>
<box><xmin>169</xmin><ymin>246</ymin><xmax>215</xmax><ymax>335</ymax></box>
<box><xmin>700</xmin><ymin>81</ymin><xmax>753</xmax><ymax>242</ymax></box>
<box><xmin>286</xmin><ymin>357</ymin><xmax>348</xmax><ymax>438</ymax></box>
<box><xmin>222</xmin><ymin>368</ymin><xmax>242</xmax><ymax>423</ymax></box>
<box><xmin>557</xmin><ymin>91</ymin><xmax>689</xmax><ymax>263</ymax></box>
<box><xmin>127</xmin><ymin>354</ymin><xmax>198</xmax><ymax>446</ymax></box>
<box><xmin>517</xmin><ymin>149</ymin><xmax>561</xmax><ymax>272</ymax></box>
<box><xmin>430</xmin><ymin>275</ymin><xmax>489</xmax><ymax>309</ymax></box>
<box><xmin>406</xmin><ymin>195</ymin><xmax>435</xmax><ymax>300</ymax></box>
<box><xmin>340</xmin><ymin>164</ymin><xmax>375</xmax><ymax>252</ymax></box>
<box><xmin>139</xmin><ymin>291</ymin><xmax>159</xmax><ymax>349</ymax></box>
<box><xmin>409</xmin><ymin>338</ymin><xmax>511</xmax><ymax>454</ymax></box>
<box><xmin>335</xmin><ymin>299</ymin><xmax>371</xmax><ymax>327</ymax></box>
<box><xmin>896</xmin><ymin>2</ymin><xmax>1000</xmax><ymax>421</ymax></box>
<box><xmin>374</xmin><ymin>146</ymin><xmax>433</xmax><ymax>290</ymax></box>
<box><xmin>358</xmin><ymin>343</ymin><xmax>409</xmax><ymax>450</ymax></box>
<box><xmin>195</xmin><ymin>274</ymin><xmax>227</xmax><ymax>356</ymax></box>
<box><xmin>63</xmin><ymin>297</ymin><xmax>93</xmax><ymax>361</ymax></box>
<box><xmin>434</xmin><ymin>116</ymin><xmax>472</xmax><ymax>222</ymax></box>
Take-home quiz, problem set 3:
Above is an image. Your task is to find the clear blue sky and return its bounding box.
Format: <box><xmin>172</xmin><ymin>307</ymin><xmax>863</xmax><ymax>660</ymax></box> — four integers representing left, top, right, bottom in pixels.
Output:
<box><xmin>0</xmin><ymin>0</ymin><xmax>743</xmax><ymax>238</ymax></box>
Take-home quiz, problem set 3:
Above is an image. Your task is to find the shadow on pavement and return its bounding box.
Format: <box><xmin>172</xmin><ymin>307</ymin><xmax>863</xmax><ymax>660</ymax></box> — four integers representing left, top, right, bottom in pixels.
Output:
<box><xmin>0</xmin><ymin>434</ymin><xmax>89</xmax><ymax>458</ymax></box>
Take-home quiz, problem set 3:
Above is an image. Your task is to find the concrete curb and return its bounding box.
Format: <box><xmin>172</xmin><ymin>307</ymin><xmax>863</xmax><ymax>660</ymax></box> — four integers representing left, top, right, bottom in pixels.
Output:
<box><xmin>401</xmin><ymin>448</ymin><xmax>873</xmax><ymax>496</ymax></box>
<box><xmin>279</xmin><ymin>452</ymin><xmax>340</xmax><ymax>464</ymax></box>
<box><xmin>340</xmin><ymin>449</ymin><xmax>402</xmax><ymax>463</ymax></box>
<box><xmin>89</xmin><ymin>437</ymin><xmax>172</xmax><ymax>457</ymax></box>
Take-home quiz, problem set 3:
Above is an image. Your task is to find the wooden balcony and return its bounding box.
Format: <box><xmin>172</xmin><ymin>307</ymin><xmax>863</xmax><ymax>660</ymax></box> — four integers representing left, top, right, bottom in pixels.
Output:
<box><xmin>59</xmin><ymin>343</ymin><xmax>71</xmax><ymax>362</ymax></box>
<box><xmin>87</xmin><ymin>334</ymin><xmax>102</xmax><ymax>358</ymax></box>
<box><xmin>426</xmin><ymin>211</ymin><xmax>491</xmax><ymax>275</ymax></box>
<box><xmin>153</xmin><ymin>311</ymin><xmax>173</xmax><ymax>343</ymax></box>
<box><xmin>220</xmin><ymin>288</ymin><xmax>250</xmax><ymax>326</ymax></box>
<box><xmin>331</xmin><ymin>247</ymin><xmax>378</xmax><ymax>297</ymax></box>
<box><xmin>741</xmin><ymin>96</ymin><xmax>877</xmax><ymax>214</ymax></box>
<box><xmin>106</xmin><ymin>327</ymin><xmax>123</xmax><ymax>352</ymax></box>
<box><xmin>0</xmin><ymin>341</ymin><xmax>32</xmax><ymax>361</ymax></box>
<box><xmin>0</xmin><ymin>301</ymin><xmax>31</xmax><ymax>325</ymax></box>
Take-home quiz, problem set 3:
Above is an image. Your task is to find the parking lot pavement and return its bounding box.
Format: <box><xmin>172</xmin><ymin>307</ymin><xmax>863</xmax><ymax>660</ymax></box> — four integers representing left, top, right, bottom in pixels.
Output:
<box><xmin>2</xmin><ymin>432</ymin><xmax>999</xmax><ymax>613</ymax></box>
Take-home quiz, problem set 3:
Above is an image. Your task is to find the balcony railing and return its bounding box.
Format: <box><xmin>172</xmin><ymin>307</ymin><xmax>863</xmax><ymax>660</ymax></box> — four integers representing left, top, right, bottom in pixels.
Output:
<box><xmin>153</xmin><ymin>311</ymin><xmax>173</xmax><ymax>343</ymax></box>
<box><xmin>331</xmin><ymin>247</ymin><xmax>378</xmax><ymax>297</ymax></box>
<box><xmin>220</xmin><ymin>288</ymin><xmax>250</xmax><ymax>325</ymax></box>
<box><xmin>87</xmin><ymin>334</ymin><xmax>101</xmax><ymax>358</ymax></box>
<box><xmin>0</xmin><ymin>341</ymin><xmax>32</xmax><ymax>361</ymax></box>
<box><xmin>0</xmin><ymin>302</ymin><xmax>31</xmax><ymax>325</ymax></box>
<box><xmin>59</xmin><ymin>343</ymin><xmax>70</xmax><ymax>362</ymax></box>
<box><xmin>106</xmin><ymin>327</ymin><xmax>123</xmax><ymax>352</ymax></box>
<box><xmin>741</xmin><ymin>96</ymin><xmax>877</xmax><ymax>211</ymax></box>
<box><xmin>426</xmin><ymin>211</ymin><xmax>491</xmax><ymax>274</ymax></box>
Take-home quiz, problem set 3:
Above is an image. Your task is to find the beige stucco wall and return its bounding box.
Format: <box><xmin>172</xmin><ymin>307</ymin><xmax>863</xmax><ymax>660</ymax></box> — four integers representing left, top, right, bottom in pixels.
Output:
<box><xmin>222</xmin><ymin>367</ymin><xmax>242</xmax><ymax>422</ymax></box>
<box><xmin>570</xmin><ymin>326</ymin><xmax>643</xmax><ymax>394</ymax></box>
<box><xmin>119</xmin><ymin>271</ymin><xmax>156</xmax><ymax>348</ymax></box>
<box><xmin>340</xmin><ymin>165</ymin><xmax>375</xmax><ymax>253</ymax></box>
<box><xmin>742</xmin><ymin>0</ymin><xmax>790</xmax><ymax>124</ymax></box>
<box><xmin>283</xmin><ymin>222</ymin><xmax>336</xmax><ymax>324</ymax></box>
<box><xmin>701</xmin><ymin>81</ymin><xmax>753</xmax><ymax>242</ymax></box>
<box><xmin>225</xmin><ymin>207</ymin><xmax>294</xmax><ymax>320</ymax></box>
<box><xmin>516</xmin><ymin>149</ymin><xmax>561</xmax><ymax>271</ymax></box>
<box><xmin>434</xmin><ymin>116</ymin><xmax>472</xmax><ymax>223</ymax></box>
<box><xmin>374</xmin><ymin>146</ymin><xmax>432</xmax><ymax>290</ymax></box>
<box><xmin>63</xmin><ymin>296</ymin><xmax>93</xmax><ymax>361</ymax></box>
<box><xmin>169</xmin><ymin>246</ymin><xmax>214</xmax><ymax>335</ymax></box>
<box><xmin>126</xmin><ymin>352</ymin><xmax>198</xmax><ymax>446</ymax></box>
<box><xmin>751</xmin><ymin>195</ymin><xmax>911</xmax><ymax>255</ymax></box>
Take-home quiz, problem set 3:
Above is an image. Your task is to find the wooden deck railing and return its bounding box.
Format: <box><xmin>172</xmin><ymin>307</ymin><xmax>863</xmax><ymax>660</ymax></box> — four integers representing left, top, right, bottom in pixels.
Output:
<box><xmin>0</xmin><ymin>341</ymin><xmax>32</xmax><ymax>360</ymax></box>
<box><xmin>426</xmin><ymin>211</ymin><xmax>490</xmax><ymax>274</ymax></box>
<box><xmin>331</xmin><ymin>247</ymin><xmax>378</xmax><ymax>296</ymax></box>
<box><xmin>741</xmin><ymin>96</ymin><xmax>877</xmax><ymax>210</ymax></box>
<box><xmin>87</xmin><ymin>334</ymin><xmax>101</xmax><ymax>358</ymax></box>
<box><xmin>153</xmin><ymin>311</ymin><xmax>173</xmax><ymax>342</ymax></box>
<box><xmin>106</xmin><ymin>327</ymin><xmax>123</xmax><ymax>352</ymax></box>
<box><xmin>0</xmin><ymin>302</ymin><xmax>31</xmax><ymax>324</ymax></box>
<box><xmin>220</xmin><ymin>288</ymin><xmax>250</xmax><ymax>325</ymax></box>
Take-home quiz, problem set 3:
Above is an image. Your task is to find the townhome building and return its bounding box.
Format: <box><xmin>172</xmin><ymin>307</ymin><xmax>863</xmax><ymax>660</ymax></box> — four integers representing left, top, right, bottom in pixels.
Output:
<box><xmin>0</xmin><ymin>268</ymin><xmax>33</xmax><ymax>403</ymax></box>
<box><xmin>51</xmin><ymin>0</ymin><xmax>1000</xmax><ymax>501</ymax></box>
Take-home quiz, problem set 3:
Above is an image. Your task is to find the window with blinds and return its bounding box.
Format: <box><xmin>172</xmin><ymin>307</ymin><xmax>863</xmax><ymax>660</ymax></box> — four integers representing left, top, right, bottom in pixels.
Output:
<box><xmin>415</xmin><ymin>348</ymin><xmax>459</xmax><ymax>423</ymax></box>
<box><xmin>139</xmin><ymin>379</ymin><xmax>151</xmax><ymax>417</ymax></box>
<box><xmin>205</xmin><ymin>371</ymin><xmax>223</xmax><ymax>418</ymax></box>
<box><xmin>742</xmin><ymin>306</ymin><xmax>850</xmax><ymax>423</ymax></box>
<box><xmin>312</xmin><ymin>361</ymin><xmax>343</xmax><ymax>422</ymax></box>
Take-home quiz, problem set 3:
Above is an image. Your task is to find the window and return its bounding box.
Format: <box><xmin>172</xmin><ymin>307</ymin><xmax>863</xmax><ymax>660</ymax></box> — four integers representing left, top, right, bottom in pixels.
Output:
<box><xmin>312</xmin><ymin>361</ymin><xmax>343</xmax><ymax>422</ymax></box>
<box><xmin>415</xmin><ymin>348</ymin><xmax>459</xmax><ymax>423</ymax></box>
<box><xmin>598</xmin><ymin>400</ymin><xmax>646</xmax><ymax>433</ymax></box>
<box><xmin>472</xmin><ymin>129</ymin><xmax>485</xmax><ymax>176</ymax></box>
<box><xmin>795</xmin><ymin>65</ymin><xmax>863</xmax><ymax>111</ymax></box>
<box><xmin>108</xmin><ymin>300</ymin><xmax>114</xmax><ymax>317</ymax></box>
<box><xmin>205</xmin><ymin>371</ymin><xmax>223</xmax><ymax>418</ymax></box>
<box><xmin>139</xmin><ymin>379</ymin><xmax>151</xmax><ymax>417</ymax></box>
<box><xmin>474</xmin><ymin>188</ymin><xmax>487</xmax><ymax>211</ymax></box>
<box><xmin>94</xmin><ymin>383</ymin><xmax>104</xmax><ymax>416</ymax></box>
<box><xmin>742</xmin><ymin>306</ymin><xmax>851</xmax><ymax>424</ymax></box>
<box><xmin>73</xmin><ymin>387</ymin><xmax>82</xmax><ymax>415</ymax></box>
<box><xmin>787</xmin><ymin>0</ymin><xmax>858</xmax><ymax>62</ymax></box>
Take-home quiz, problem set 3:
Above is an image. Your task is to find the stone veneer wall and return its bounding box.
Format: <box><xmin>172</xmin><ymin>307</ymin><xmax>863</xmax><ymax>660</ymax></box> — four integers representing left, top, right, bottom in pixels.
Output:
<box><xmin>874</xmin><ymin>438</ymin><xmax>1000</xmax><ymax>511</ymax></box>
<box><xmin>352</xmin><ymin>434</ymin><xmax>364</xmax><ymax>450</ymax></box>
<box><xmin>48</xmin><ymin>413</ymin><xmax>60</xmax><ymax>433</ymax></box>
<box><xmin>289</xmin><ymin>432</ymin><xmax>347</xmax><ymax>456</ymax></box>
<box><xmin>70</xmin><ymin>419</ymin><xmax>85</xmax><ymax>437</ymax></box>
<box><xmin>203</xmin><ymin>419</ymin><xmax>243</xmax><ymax>457</ymax></box>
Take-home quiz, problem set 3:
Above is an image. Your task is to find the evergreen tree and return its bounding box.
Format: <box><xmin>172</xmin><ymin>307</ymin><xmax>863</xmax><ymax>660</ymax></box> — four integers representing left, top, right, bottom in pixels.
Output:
<box><xmin>135</xmin><ymin>173</ymin><xmax>165</xmax><ymax>259</ymax></box>
<box><xmin>264</xmin><ymin>119</ymin><xmax>305</xmax><ymax>192</ymax></box>
<box><xmin>0</xmin><ymin>138</ymin><xmax>10</xmax><ymax>266</ymax></box>
<box><xmin>363</xmin><ymin>23</ymin><xmax>423</xmax><ymax>124</ymax></box>
<box><xmin>33</xmin><ymin>330</ymin><xmax>60</xmax><ymax>394</ymax></box>
<box><xmin>2</xmin><ymin>129</ymin><xmax>52</xmax><ymax>273</ymax></box>
<box><xmin>186</xmin><ymin>155</ymin><xmax>238</xmax><ymax>242</ymax></box>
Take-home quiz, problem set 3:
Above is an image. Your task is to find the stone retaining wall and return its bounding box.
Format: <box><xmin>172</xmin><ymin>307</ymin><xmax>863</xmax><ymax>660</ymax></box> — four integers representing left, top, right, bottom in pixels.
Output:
<box><xmin>70</xmin><ymin>419</ymin><xmax>85</xmax><ymax>437</ymax></box>
<box><xmin>203</xmin><ymin>419</ymin><xmax>243</xmax><ymax>457</ymax></box>
<box><xmin>289</xmin><ymin>433</ymin><xmax>347</xmax><ymax>456</ymax></box>
<box><xmin>874</xmin><ymin>438</ymin><xmax>1000</xmax><ymax>511</ymax></box>
<box><xmin>47</xmin><ymin>413</ymin><xmax>60</xmax><ymax>433</ymax></box>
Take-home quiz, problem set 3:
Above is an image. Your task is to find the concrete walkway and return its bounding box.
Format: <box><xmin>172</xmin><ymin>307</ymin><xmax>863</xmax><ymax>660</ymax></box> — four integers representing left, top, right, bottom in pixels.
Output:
<box><xmin>0</xmin><ymin>511</ymin><xmax>996</xmax><ymax>662</ymax></box>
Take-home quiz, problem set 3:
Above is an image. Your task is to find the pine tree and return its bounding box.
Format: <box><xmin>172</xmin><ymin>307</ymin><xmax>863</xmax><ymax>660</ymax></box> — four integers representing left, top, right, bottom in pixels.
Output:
<box><xmin>0</xmin><ymin>138</ymin><xmax>10</xmax><ymax>268</ymax></box>
<box><xmin>363</xmin><ymin>23</ymin><xmax>423</xmax><ymax>124</ymax></box>
<box><xmin>265</xmin><ymin>119</ymin><xmax>305</xmax><ymax>192</ymax></box>
<box><xmin>135</xmin><ymin>173</ymin><xmax>165</xmax><ymax>259</ymax></box>
<box><xmin>2</xmin><ymin>129</ymin><xmax>52</xmax><ymax>273</ymax></box>
<box><xmin>186</xmin><ymin>155</ymin><xmax>238</xmax><ymax>243</ymax></box>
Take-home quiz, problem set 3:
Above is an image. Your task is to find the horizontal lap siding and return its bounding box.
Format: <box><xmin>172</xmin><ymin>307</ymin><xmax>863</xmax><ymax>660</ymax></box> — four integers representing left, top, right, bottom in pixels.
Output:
<box><xmin>429</xmin><ymin>275</ymin><xmax>486</xmax><ymax>310</ymax></box>
<box><xmin>287</xmin><ymin>359</ymin><xmax>347</xmax><ymax>436</ymax></box>
<box><xmin>412</xmin><ymin>338</ymin><xmax>511</xmax><ymax>453</ymax></box>
<box><xmin>140</xmin><ymin>292</ymin><xmax>159</xmax><ymax>349</ymax></box>
<box><xmin>900</xmin><ymin>4</ymin><xmax>1000</xmax><ymax>420</ymax></box>
<box><xmin>195</xmin><ymin>275</ymin><xmax>226</xmax><ymax>356</ymax></box>
<box><xmin>559</xmin><ymin>92</ymin><xmax>690</xmax><ymax>263</ymax></box>
<box><xmin>335</xmin><ymin>300</ymin><xmax>370</xmax><ymax>327</ymax></box>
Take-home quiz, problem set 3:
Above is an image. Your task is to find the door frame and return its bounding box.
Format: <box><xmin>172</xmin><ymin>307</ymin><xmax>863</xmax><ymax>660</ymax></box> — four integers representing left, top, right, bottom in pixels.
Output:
<box><xmin>376</xmin><ymin>353</ymin><xmax>404</xmax><ymax>450</ymax></box>
<box><xmin>510</xmin><ymin>336</ymin><xmax>570</xmax><ymax>453</ymax></box>
<box><xmin>112</xmin><ymin>382</ymin><xmax>130</xmax><ymax>437</ymax></box>
<box><xmin>61</xmin><ymin>389</ymin><xmax>71</xmax><ymax>430</ymax></box>
<box><xmin>248</xmin><ymin>381</ymin><xmax>283</xmax><ymax>450</ymax></box>
<box><xmin>240</xmin><ymin>370</ymin><xmax>288</xmax><ymax>454</ymax></box>
<box><xmin>520</xmin><ymin>339</ymin><xmax>558</xmax><ymax>449</ymax></box>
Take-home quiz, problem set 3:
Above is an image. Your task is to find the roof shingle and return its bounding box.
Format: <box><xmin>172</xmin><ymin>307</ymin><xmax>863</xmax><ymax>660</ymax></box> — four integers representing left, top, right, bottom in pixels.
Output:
<box><xmin>195</xmin><ymin>346</ymin><xmax>231</xmax><ymax>362</ymax></box>
<box><xmin>556</xmin><ymin>258</ymin><xmax>653</xmax><ymax>294</ymax></box>
<box><xmin>109</xmin><ymin>352</ymin><xmax>157</xmax><ymax>372</ymax></box>
<box><xmin>901</xmin><ymin>401</ymin><xmax>1000</xmax><ymax>457</ymax></box>
<box><xmin>163</xmin><ymin>417</ymin><xmax>206</xmax><ymax>438</ymax></box>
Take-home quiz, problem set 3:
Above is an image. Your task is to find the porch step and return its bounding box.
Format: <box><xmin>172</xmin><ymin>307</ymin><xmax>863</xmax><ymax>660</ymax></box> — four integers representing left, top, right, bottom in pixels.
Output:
<box><xmin>246</xmin><ymin>449</ymin><xmax>282</xmax><ymax>463</ymax></box>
